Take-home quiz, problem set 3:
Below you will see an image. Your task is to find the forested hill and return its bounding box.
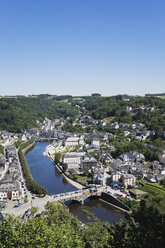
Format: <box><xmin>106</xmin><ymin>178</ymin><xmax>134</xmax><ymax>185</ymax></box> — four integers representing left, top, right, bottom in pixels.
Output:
<box><xmin>0</xmin><ymin>98</ymin><xmax>44</xmax><ymax>132</ymax></box>
<box><xmin>17</xmin><ymin>96</ymin><xmax>78</xmax><ymax>119</ymax></box>
<box><xmin>0</xmin><ymin>94</ymin><xmax>165</xmax><ymax>136</ymax></box>
<box><xmin>0</xmin><ymin>96</ymin><xmax>78</xmax><ymax>132</ymax></box>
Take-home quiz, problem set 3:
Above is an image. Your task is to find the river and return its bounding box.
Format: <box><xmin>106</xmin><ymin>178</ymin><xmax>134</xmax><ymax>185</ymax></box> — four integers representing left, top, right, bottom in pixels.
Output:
<box><xmin>25</xmin><ymin>141</ymin><xmax>124</xmax><ymax>224</ymax></box>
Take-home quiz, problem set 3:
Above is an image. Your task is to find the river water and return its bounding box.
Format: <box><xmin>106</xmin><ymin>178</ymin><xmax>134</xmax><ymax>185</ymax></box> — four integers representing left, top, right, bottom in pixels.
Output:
<box><xmin>25</xmin><ymin>142</ymin><xmax>124</xmax><ymax>224</ymax></box>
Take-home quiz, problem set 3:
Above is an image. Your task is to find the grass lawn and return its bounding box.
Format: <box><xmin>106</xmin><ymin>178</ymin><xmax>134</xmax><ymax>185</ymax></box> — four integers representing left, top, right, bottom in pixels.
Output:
<box><xmin>59</xmin><ymin>99</ymin><xmax>69</xmax><ymax>103</ymax></box>
<box><xmin>72</xmin><ymin>97</ymin><xmax>84</xmax><ymax>101</ymax></box>
<box><xmin>0</xmin><ymin>145</ymin><xmax>4</xmax><ymax>154</ymax></box>
<box><xmin>103</xmin><ymin>117</ymin><xmax>114</xmax><ymax>124</ymax></box>
<box><xmin>137</xmin><ymin>180</ymin><xmax>165</xmax><ymax>198</ymax></box>
<box><xmin>157</xmin><ymin>96</ymin><xmax>165</xmax><ymax>99</ymax></box>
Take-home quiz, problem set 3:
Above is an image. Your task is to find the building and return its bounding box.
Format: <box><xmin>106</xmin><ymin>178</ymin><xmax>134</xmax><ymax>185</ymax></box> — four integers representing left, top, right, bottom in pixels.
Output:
<box><xmin>65</xmin><ymin>136</ymin><xmax>84</xmax><ymax>146</ymax></box>
<box><xmin>110</xmin><ymin>171</ymin><xmax>122</xmax><ymax>182</ymax></box>
<box><xmin>63</xmin><ymin>152</ymin><xmax>98</xmax><ymax>171</ymax></box>
<box><xmin>82</xmin><ymin>154</ymin><xmax>97</xmax><ymax>169</ymax></box>
<box><xmin>0</xmin><ymin>154</ymin><xmax>6</xmax><ymax>178</ymax></box>
<box><xmin>122</xmin><ymin>174</ymin><xmax>136</xmax><ymax>188</ymax></box>
<box><xmin>119</xmin><ymin>152</ymin><xmax>145</xmax><ymax>164</ymax></box>
<box><xmin>87</xmin><ymin>144</ymin><xmax>100</xmax><ymax>153</ymax></box>
<box><xmin>109</xmin><ymin>122</ymin><xmax>119</xmax><ymax>130</ymax></box>
<box><xmin>91</xmin><ymin>137</ymin><xmax>100</xmax><ymax>147</ymax></box>
<box><xmin>92</xmin><ymin>165</ymin><xmax>105</xmax><ymax>185</ymax></box>
<box><xmin>99</xmin><ymin>153</ymin><xmax>113</xmax><ymax>164</ymax></box>
<box><xmin>63</xmin><ymin>152</ymin><xmax>86</xmax><ymax>169</ymax></box>
<box><xmin>0</xmin><ymin>181</ymin><xmax>20</xmax><ymax>201</ymax></box>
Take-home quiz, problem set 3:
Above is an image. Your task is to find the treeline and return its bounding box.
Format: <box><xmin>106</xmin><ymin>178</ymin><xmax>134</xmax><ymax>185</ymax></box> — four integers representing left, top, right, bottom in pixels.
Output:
<box><xmin>18</xmin><ymin>140</ymin><xmax>47</xmax><ymax>195</ymax></box>
<box><xmin>145</xmin><ymin>93</ymin><xmax>165</xmax><ymax>96</ymax></box>
<box><xmin>0</xmin><ymin>195</ymin><xmax>165</xmax><ymax>248</ymax></box>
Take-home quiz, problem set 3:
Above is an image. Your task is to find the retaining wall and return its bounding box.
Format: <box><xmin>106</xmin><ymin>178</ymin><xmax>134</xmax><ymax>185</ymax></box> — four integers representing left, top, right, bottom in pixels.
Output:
<box><xmin>100</xmin><ymin>193</ymin><xmax>130</xmax><ymax>212</ymax></box>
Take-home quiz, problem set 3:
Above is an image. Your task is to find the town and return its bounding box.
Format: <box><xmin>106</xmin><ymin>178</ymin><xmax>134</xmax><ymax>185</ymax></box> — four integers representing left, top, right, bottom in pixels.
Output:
<box><xmin>0</xmin><ymin>97</ymin><xmax>165</xmax><ymax>213</ymax></box>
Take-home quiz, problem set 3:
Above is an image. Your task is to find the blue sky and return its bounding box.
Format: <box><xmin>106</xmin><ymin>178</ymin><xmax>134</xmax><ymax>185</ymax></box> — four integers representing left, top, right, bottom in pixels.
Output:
<box><xmin>0</xmin><ymin>0</ymin><xmax>165</xmax><ymax>96</ymax></box>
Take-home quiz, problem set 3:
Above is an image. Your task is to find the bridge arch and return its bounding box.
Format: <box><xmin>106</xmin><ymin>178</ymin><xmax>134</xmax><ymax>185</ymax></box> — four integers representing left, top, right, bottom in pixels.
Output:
<box><xmin>63</xmin><ymin>199</ymin><xmax>83</xmax><ymax>204</ymax></box>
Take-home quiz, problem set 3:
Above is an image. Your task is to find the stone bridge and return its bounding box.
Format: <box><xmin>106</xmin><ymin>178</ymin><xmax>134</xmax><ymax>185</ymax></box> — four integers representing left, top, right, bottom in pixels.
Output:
<box><xmin>35</xmin><ymin>137</ymin><xmax>55</xmax><ymax>142</ymax></box>
<box><xmin>52</xmin><ymin>187</ymin><xmax>130</xmax><ymax>211</ymax></box>
<box><xmin>52</xmin><ymin>188</ymin><xmax>103</xmax><ymax>204</ymax></box>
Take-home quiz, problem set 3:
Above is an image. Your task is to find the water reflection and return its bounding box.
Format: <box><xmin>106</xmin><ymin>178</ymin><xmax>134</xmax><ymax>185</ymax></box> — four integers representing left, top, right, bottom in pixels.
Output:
<box><xmin>55</xmin><ymin>167</ymin><xmax>61</xmax><ymax>178</ymax></box>
<box><xmin>66</xmin><ymin>199</ymin><xmax>125</xmax><ymax>224</ymax></box>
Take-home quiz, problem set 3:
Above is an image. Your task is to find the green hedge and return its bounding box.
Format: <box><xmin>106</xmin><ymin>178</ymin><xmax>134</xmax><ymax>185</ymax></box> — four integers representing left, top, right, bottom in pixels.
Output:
<box><xmin>18</xmin><ymin>140</ymin><xmax>47</xmax><ymax>195</ymax></box>
<box><xmin>0</xmin><ymin>145</ymin><xmax>4</xmax><ymax>155</ymax></box>
<box><xmin>20</xmin><ymin>138</ymin><xmax>35</xmax><ymax>150</ymax></box>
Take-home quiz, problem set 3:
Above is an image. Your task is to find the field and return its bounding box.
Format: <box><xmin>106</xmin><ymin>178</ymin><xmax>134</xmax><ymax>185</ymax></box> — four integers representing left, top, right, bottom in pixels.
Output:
<box><xmin>137</xmin><ymin>180</ymin><xmax>165</xmax><ymax>198</ymax></box>
<box><xmin>157</xmin><ymin>96</ymin><xmax>165</xmax><ymax>99</ymax></box>
<box><xmin>72</xmin><ymin>97</ymin><xmax>84</xmax><ymax>101</ymax></box>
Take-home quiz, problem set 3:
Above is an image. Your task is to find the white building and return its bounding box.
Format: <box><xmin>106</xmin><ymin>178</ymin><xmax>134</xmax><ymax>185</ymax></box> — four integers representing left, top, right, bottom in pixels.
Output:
<box><xmin>0</xmin><ymin>192</ymin><xmax>7</xmax><ymax>201</ymax></box>
<box><xmin>21</xmin><ymin>134</ymin><xmax>27</xmax><ymax>142</ymax></box>
<box><xmin>122</xmin><ymin>174</ymin><xmax>136</xmax><ymax>188</ymax></box>
<box><xmin>65</xmin><ymin>136</ymin><xmax>84</xmax><ymax>147</ymax></box>
<box><xmin>109</xmin><ymin>122</ymin><xmax>119</xmax><ymax>130</ymax></box>
<box><xmin>63</xmin><ymin>152</ymin><xmax>86</xmax><ymax>169</ymax></box>
<box><xmin>111</xmin><ymin>171</ymin><xmax>122</xmax><ymax>182</ymax></box>
<box><xmin>123</xmin><ymin>131</ymin><xmax>130</xmax><ymax>137</ymax></box>
<box><xmin>0</xmin><ymin>182</ymin><xmax>20</xmax><ymax>201</ymax></box>
<box><xmin>91</xmin><ymin>137</ymin><xmax>100</xmax><ymax>147</ymax></box>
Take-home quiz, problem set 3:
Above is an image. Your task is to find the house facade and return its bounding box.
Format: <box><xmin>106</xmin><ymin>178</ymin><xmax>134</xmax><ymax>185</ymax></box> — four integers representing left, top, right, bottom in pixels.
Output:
<box><xmin>122</xmin><ymin>174</ymin><xmax>136</xmax><ymax>188</ymax></box>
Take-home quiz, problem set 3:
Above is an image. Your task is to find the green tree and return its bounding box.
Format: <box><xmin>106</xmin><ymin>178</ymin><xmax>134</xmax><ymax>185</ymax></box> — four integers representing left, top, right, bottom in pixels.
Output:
<box><xmin>54</xmin><ymin>153</ymin><xmax>61</xmax><ymax>164</ymax></box>
<box><xmin>0</xmin><ymin>145</ymin><xmax>4</xmax><ymax>154</ymax></box>
<box><xmin>62</xmin><ymin>163</ymin><xmax>68</xmax><ymax>172</ymax></box>
<box><xmin>83</xmin><ymin>167</ymin><xmax>89</xmax><ymax>176</ymax></box>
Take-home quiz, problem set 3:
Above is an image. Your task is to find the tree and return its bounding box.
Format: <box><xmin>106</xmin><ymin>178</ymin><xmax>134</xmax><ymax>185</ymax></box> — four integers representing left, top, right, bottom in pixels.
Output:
<box><xmin>0</xmin><ymin>145</ymin><xmax>4</xmax><ymax>154</ymax></box>
<box><xmin>83</xmin><ymin>167</ymin><xmax>89</xmax><ymax>176</ymax></box>
<box><xmin>54</xmin><ymin>153</ymin><xmax>61</xmax><ymax>164</ymax></box>
<box><xmin>83</xmin><ymin>144</ymin><xmax>87</xmax><ymax>151</ymax></box>
<box><xmin>62</xmin><ymin>163</ymin><xmax>68</xmax><ymax>172</ymax></box>
<box><xmin>160</xmin><ymin>178</ymin><xmax>165</xmax><ymax>187</ymax></box>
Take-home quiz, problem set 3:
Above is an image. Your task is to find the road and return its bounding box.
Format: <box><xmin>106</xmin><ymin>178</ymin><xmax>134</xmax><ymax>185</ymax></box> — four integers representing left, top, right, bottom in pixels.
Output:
<box><xmin>3</xmin><ymin>195</ymin><xmax>53</xmax><ymax>216</ymax></box>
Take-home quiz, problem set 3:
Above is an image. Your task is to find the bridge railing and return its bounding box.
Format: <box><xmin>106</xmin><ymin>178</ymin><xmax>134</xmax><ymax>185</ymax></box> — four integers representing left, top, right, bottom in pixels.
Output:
<box><xmin>52</xmin><ymin>187</ymin><xmax>105</xmax><ymax>201</ymax></box>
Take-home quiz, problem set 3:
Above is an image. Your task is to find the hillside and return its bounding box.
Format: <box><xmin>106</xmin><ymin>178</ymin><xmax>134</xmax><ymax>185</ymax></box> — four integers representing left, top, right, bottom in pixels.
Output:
<box><xmin>0</xmin><ymin>96</ymin><xmax>78</xmax><ymax>132</ymax></box>
<box><xmin>0</xmin><ymin>95</ymin><xmax>165</xmax><ymax>139</ymax></box>
<box><xmin>17</xmin><ymin>96</ymin><xmax>78</xmax><ymax>120</ymax></box>
<box><xmin>0</xmin><ymin>98</ymin><xmax>43</xmax><ymax>132</ymax></box>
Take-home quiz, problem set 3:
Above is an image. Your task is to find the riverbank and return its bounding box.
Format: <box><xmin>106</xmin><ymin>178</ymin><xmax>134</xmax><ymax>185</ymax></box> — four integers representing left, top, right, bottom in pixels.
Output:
<box><xmin>47</xmin><ymin>154</ymin><xmax>84</xmax><ymax>190</ymax></box>
<box><xmin>22</xmin><ymin>141</ymin><xmax>35</xmax><ymax>154</ymax></box>
<box><xmin>19</xmin><ymin>140</ymin><xmax>47</xmax><ymax>195</ymax></box>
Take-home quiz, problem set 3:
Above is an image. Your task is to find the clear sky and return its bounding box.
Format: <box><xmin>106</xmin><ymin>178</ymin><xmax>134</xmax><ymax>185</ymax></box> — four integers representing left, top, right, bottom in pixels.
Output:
<box><xmin>0</xmin><ymin>0</ymin><xmax>165</xmax><ymax>96</ymax></box>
